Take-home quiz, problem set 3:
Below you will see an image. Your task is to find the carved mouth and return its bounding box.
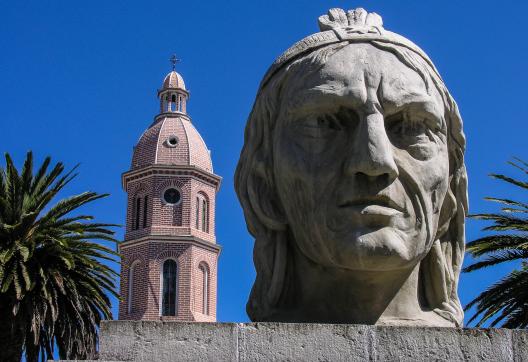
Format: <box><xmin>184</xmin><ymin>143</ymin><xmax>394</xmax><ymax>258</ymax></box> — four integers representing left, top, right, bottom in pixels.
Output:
<box><xmin>338</xmin><ymin>196</ymin><xmax>405</xmax><ymax>216</ymax></box>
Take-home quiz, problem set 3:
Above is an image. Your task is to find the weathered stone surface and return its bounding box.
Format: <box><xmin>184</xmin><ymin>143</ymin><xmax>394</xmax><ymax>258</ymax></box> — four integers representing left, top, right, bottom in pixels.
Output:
<box><xmin>87</xmin><ymin>321</ymin><xmax>527</xmax><ymax>361</ymax></box>
<box><xmin>99</xmin><ymin>321</ymin><xmax>237</xmax><ymax>361</ymax></box>
<box><xmin>235</xmin><ymin>6</ymin><xmax>468</xmax><ymax>327</ymax></box>
<box><xmin>238</xmin><ymin>322</ymin><xmax>371</xmax><ymax>361</ymax></box>
<box><xmin>374</xmin><ymin>326</ymin><xmax>513</xmax><ymax>361</ymax></box>
<box><xmin>513</xmin><ymin>329</ymin><xmax>528</xmax><ymax>362</ymax></box>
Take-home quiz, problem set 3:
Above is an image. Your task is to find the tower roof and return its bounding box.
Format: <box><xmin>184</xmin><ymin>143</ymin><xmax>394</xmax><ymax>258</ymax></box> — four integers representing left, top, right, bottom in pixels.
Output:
<box><xmin>131</xmin><ymin>116</ymin><xmax>213</xmax><ymax>172</ymax></box>
<box><xmin>131</xmin><ymin>68</ymin><xmax>212</xmax><ymax>173</ymax></box>
<box><xmin>161</xmin><ymin>71</ymin><xmax>186</xmax><ymax>91</ymax></box>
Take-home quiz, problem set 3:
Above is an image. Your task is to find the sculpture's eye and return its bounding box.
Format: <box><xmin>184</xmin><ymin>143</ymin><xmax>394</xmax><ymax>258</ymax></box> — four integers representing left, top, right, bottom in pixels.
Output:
<box><xmin>316</xmin><ymin>115</ymin><xmax>342</xmax><ymax>130</ymax></box>
<box><xmin>295</xmin><ymin>114</ymin><xmax>343</xmax><ymax>139</ymax></box>
<box><xmin>386</xmin><ymin>112</ymin><xmax>444</xmax><ymax>160</ymax></box>
<box><xmin>386</xmin><ymin>113</ymin><xmax>430</xmax><ymax>143</ymax></box>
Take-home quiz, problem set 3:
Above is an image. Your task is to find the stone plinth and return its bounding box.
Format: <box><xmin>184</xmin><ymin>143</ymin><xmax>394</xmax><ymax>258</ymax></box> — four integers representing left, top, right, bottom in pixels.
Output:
<box><xmin>90</xmin><ymin>321</ymin><xmax>528</xmax><ymax>361</ymax></box>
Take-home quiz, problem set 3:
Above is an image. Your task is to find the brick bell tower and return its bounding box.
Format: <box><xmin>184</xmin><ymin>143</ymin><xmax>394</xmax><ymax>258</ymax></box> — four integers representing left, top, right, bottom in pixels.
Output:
<box><xmin>118</xmin><ymin>62</ymin><xmax>221</xmax><ymax>322</ymax></box>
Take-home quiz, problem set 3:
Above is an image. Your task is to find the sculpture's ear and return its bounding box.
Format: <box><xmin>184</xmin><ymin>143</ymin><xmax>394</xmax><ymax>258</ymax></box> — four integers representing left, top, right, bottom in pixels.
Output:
<box><xmin>247</xmin><ymin>157</ymin><xmax>288</xmax><ymax>232</ymax></box>
<box><xmin>423</xmin><ymin>104</ymin><xmax>467</xmax><ymax>326</ymax></box>
<box><xmin>243</xmin><ymin>159</ymin><xmax>289</xmax><ymax>319</ymax></box>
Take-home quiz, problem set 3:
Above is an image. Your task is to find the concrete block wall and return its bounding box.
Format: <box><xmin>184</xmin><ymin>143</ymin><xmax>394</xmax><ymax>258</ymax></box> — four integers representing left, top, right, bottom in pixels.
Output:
<box><xmin>94</xmin><ymin>321</ymin><xmax>528</xmax><ymax>362</ymax></box>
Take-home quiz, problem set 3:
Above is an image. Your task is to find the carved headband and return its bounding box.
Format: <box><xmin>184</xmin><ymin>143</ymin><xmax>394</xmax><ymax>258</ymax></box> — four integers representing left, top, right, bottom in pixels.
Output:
<box><xmin>260</xmin><ymin>7</ymin><xmax>442</xmax><ymax>88</ymax></box>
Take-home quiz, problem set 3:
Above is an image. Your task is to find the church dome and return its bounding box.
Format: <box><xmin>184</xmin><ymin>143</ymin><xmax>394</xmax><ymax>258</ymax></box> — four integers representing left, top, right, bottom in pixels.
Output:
<box><xmin>131</xmin><ymin>116</ymin><xmax>213</xmax><ymax>172</ymax></box>
<box><xmin>162</xmin><ymin>71</ymin><xmax>186</xmax><ymax>90</ymax></box>
<box><xmin>131</xmin><ymin>69</ymin><xmax>212</xmax><ymax>173</ymax></box>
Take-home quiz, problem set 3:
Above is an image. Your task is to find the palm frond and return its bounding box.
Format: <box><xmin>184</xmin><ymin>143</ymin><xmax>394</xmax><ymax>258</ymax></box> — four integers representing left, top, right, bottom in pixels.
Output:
<box><xmin>466</xmin><ymin>235</ymin><xmax>528</xmax><ymax>256</ymax></box>
<box><xmin>484</xmin><ymin>197</ymin><xmax>528</xmax><ymax>209</ymax></box>
<box><xmin>463</xmin><ymin>249</ymin><xmax>528</xmax><ymax>272</ymax></box>
<box><xmin>0</xmin><ymin>152</ymin><xmax>120</xmax><ymax>361</ymax></box>
<box><xmin>489</xmin><ymin>173</ymin><xmax>528</xmax><ymax>190</ymax></box>
<box><xmin>465</xmin><ymin>157</ymin><xmax>528</xmax><ymax>328</ymax></box>
<box><xmin>465</xmin><ymin>268</ymin><xmax>528</xmax><ymax>328</ymax></box>
<box><xmin>508</xmin><ymin>157</ymin><xmax>528</xmax><ymax>174</ymax></box>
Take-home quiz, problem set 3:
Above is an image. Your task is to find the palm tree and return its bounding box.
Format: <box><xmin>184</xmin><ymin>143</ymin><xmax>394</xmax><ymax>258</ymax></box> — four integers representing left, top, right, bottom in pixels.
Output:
<box><xmin>0</xmin><ymin>151</ymin><xmax>119</xmax><ymax>361</ymax></box>
<box><xmin>464</xmin><ymin>157</ymin><xmax>528</xmax><ymax>328</ymax></box>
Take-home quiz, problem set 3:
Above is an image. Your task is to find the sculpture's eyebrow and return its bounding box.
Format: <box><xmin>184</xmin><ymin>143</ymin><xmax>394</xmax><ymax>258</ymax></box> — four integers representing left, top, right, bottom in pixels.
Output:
<box><xmin>384</xmin><ymin>96</ymin><xmax>444</xmax><ymax>122</ymax></box>
<box><xmin>284</xmin><ymin>86</ymin><xmax>364</xmax><ymax>114</ymax></box>
<box><xmin>382</xmin><ymin>95</ymin><xmax>440</xmax><ymax>112</ymax></box>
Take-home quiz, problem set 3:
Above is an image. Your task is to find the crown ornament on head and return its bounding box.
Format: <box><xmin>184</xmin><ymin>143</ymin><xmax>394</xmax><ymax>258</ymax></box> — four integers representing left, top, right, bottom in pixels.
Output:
<box><xmin>260</xmin><ymin>7</ymin><xmax>440</xmax><ymax>89</ymax></box>
<box><xmin>318</xmin><ymin>8</ymin><xmax>383</xmax><ymax>35</ymax></box>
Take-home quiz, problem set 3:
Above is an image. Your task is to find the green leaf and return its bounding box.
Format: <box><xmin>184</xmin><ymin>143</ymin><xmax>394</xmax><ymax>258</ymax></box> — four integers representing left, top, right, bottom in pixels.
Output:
<box><xmin>18</xmin><ymin>245</ymin><xmax>30</xmax><ymax>262</ymax></box>
<box><xmin>0</xmin><ymin>152</ymin><xmax>119</xmax><ymax>360</ymax></box>
<box><xmin>1</xmin><ymin>270</ymin><xmax>14</xmax><ymax>292</ymax></box>
<box><xmin>19</xmin><ymin>261</ymin><xmax>31</xmax><ymax>291</ymax></box>
<box><xmin>489</xmin><ymin>173</ymin><xmax>528</xmax><ymax>190</ymax></box>
<box><xmin>0</xmin><ymin>246</ymin><xmax>16</xmax><ymax>264</ymax></box>
<box><xmin>465</xmin><ymin>157</ymin><xmax>528</xmax><ymax>328</ymax></box>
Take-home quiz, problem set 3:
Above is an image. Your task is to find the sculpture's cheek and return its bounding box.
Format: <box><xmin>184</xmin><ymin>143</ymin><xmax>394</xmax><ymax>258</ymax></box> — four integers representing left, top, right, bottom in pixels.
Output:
<box><xmin>274</xmin><ymin>124</ymin><xmax>346</xmax><ymax>192</ymax></box>
<box><xmin>393</xmin><ymin>141</ymin><xmax>450</xmax><ymax>246</ymax></box>
<box><xmin>417</xmin><ymin>146</ymin><xmax>449</xmax><ymax>194</ymax></box>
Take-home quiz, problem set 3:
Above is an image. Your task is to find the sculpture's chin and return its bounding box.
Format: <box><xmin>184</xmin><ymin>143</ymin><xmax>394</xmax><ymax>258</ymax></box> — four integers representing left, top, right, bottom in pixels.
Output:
<box><xmin>303</xmin><ymin>226</ymin><xmax>426</xmax><ymax>272</ymax></box>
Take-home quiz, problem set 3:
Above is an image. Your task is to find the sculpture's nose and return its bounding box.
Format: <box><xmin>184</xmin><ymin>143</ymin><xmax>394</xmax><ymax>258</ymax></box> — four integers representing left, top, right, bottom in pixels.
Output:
<box><xmin>345</xmin><ymin>112</ymin><xmax>398</xmax><ymax>181</ymax></box>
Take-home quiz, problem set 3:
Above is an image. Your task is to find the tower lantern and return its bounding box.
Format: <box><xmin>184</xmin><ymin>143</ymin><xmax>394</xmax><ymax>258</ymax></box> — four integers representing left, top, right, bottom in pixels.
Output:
<box><xmin>118</xmin><ymin>63</ymin><xmax>221</xmax><ymax>322</ymax></box>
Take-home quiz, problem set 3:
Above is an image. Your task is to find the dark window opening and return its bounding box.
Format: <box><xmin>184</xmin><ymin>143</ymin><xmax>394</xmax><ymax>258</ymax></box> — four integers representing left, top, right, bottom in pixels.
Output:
<box><xmin>134</xmin><ymin>197</ymin><xmax>141</xmax><ymax>230</ymax></box>
<box><xmin>196</xmin><ymin>197</ymin><xmax>200</xmax><ymax>229</ymax></box>
<box><xmin>143</xmin><ymin>195</ymin><xmax>148</xmax><ymax>228</ymax></box>
<box><xmin>131</xmin><ymin>197</ymin><xmax>136</xmax><ymax>230</ymax></box>
<box><xmin>163</xmin><ymin>188</ymin><xmax>181</xmax><ymax>205</ymax></box>
<box><xmin>200</xmin><ymin>264</ymin><xmax>209</xmax><ymax>315</ymax></box>
<box><xmin>167</xmin><ymin>136</ymin><xmax>178</xmax><ymax>147</ymax></box>
<box><xmin>202</xmin><ymin>200</ymin><xmax>207</xmax><ymax>232</ymax></box>
<box><xmin>162</xmin><ymin>259</ymin><xmax>177</xmax><ymax>316</ymax></box>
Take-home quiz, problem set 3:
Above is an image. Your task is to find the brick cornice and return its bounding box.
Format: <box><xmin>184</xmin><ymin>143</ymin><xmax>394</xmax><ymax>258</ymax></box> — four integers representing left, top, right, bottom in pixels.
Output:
<box><xmin>119</xmin><ymin>235</ymin><xmax>222</xmax><ymax>254</ymax></box>
<box><xmin>153</xmin><ymin>112</ymin><xmax>191</xmax><ymax>123</ymax></box>
<box><xmin>122</xmin><ymin>165</ymin><xmax>221</xmax><ymax>191</ymax></box>
<box><xmin>157</xmin><ymin>87</ymin><xmax>190</xmax><ymax>98</ymax></box>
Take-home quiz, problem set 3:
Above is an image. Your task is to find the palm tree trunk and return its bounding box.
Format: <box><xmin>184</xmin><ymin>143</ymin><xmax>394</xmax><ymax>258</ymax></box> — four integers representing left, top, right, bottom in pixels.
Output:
<box><xmin>0</xmin><ymin>297</ymin><xmax>25</xmax><ymax>361</ymax></box>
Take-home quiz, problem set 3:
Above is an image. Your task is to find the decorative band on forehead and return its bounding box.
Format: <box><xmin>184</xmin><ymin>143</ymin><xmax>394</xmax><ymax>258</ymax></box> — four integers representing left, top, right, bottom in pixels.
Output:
<box><xmin>260</xmin><ymin>7</ymin><xmax>441</xmax><ymax>89</ymax></box>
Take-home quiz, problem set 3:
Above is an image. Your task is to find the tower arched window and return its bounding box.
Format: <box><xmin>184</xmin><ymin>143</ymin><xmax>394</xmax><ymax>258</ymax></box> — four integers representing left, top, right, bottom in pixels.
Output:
<box><xmin>163</xmin><ymin>95</ymin><xmax>169</xmax><ymax>112</ymax></box>
<box><xmin>134</xmin><ymin>197</ymin><xmax>141</xmax><ymax>230</ymax></box>
<box><xmin>171</xmin><ymin>94</ymin><xmax>177</xmax><ymax>112</ymax></box>
<box><xmin>202</xmin><ymin>199</ymin><xmax>208</xmax><ymax>233</ymax></box>
<box><xmin>195</xmin><ymin>193</ymin><xmax>210</xmax><ymax>233</ymax></box>
<box><xmin>161</xmin><ymin>259</ymin><xmax>177</xmax><ymax>316</ymax></box>
<box><xmin>143</xmin><ymin>195</ymin><xmax>148</xmax><ymax>228</ymax></box>
<box><xmin>199</xmin><ymin>263</ymin><xmax>210</xmax><ymax>315</ymax></box>
<box><xmin>195</xmin><ymin>197</ymin><xmax>200</xmax><ymax>229</ymax></box>
<box><xmin>128</xmin><ymin>260</ymin><xmax>140</xmax><ymax>314</ymax></box>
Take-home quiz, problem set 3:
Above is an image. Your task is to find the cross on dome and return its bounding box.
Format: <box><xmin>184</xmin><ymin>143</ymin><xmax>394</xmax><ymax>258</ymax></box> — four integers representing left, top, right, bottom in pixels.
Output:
<box><xmin>158</xmin><ymin>55</ymin><xmax>188</xmax><ymax>114</ymax></box>
<box><xmin>169</xmin><ymin>54</ymin><xmax>180</xmax><ymax>71</ymax></box>
<box><xmin>120</xmin><ymin>58</ymin><xmax>221</xmax><ymax>324</ymax></box>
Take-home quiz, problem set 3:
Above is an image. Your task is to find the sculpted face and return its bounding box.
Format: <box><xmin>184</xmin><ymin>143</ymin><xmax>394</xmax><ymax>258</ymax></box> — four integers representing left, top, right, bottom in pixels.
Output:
<box><xmin>274</xmin><ymin>43</ymin><xmax>450</xmax><ymax>271</ymax></box>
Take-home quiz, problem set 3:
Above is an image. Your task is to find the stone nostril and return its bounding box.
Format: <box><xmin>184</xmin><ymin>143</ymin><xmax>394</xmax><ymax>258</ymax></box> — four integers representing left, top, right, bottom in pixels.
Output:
<box><xmin>355</xmin><ymin>172</ymin><xmax>369</xmax><ymax>183</ymax></box>
<box><xmin>354</xmin><ymin>172</ymin><xmax>395</xmax><ymax>187</ymax></box>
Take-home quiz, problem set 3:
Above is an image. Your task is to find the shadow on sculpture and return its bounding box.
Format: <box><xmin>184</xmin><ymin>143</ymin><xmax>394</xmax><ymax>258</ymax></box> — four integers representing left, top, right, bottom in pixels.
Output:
<box><xmin>235</xmin><ymin>7</ymin><xmax>467</xmax><ymax>327</ymax></box>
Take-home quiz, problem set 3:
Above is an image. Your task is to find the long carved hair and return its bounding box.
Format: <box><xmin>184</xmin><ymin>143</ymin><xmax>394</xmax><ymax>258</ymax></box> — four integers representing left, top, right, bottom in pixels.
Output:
<box><xmin>235</xmin><ymin>40</ymin><xmax>468</xmax><ymax>326</ymax></box>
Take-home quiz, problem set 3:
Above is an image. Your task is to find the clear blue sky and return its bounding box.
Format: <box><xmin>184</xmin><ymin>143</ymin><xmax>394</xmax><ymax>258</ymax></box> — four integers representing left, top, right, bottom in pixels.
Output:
<box><xmin>1</xmin><ymin>0</ymin><xmax>527</xmax><ymax>325</ymax></box>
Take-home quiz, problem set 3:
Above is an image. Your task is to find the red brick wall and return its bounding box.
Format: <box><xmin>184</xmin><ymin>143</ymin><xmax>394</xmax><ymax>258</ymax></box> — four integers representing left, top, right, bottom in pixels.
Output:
<box><xmin>190</xmin><ymin>245</ymin><xmax>218</xmax><ymax>322</ymax></box>
<box><xmin>120</xmin><ymin>77</ymin><xmax>221</xmax><ymax>323</ymax></box>
<box><xmin>124</xmin><ymin>176</ymin><xmax>216</xmax><ymax>243</ymax></box>
<box><xmin>119</xmin><ymin>242</ymin><xmax>219</xmax><ymax>322</ymax></box>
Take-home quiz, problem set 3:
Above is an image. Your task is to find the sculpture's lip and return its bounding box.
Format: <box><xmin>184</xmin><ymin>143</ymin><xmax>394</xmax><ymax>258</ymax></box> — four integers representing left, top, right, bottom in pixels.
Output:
<box><xmin>338</xmin><ymin>196</ymin><xmax>405</xmax><ymax>214</ymax></box>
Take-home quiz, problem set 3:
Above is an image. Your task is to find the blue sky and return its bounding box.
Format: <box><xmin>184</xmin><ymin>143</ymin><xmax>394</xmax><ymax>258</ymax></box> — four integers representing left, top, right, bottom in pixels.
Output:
<box><xmin>1</xmin><ymin>0</ymin><xmax>527</xmax><ymax>325</ymax></box>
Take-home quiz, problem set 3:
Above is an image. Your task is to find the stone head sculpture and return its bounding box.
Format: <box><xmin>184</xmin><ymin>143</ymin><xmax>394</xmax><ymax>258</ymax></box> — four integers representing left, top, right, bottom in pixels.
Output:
<box><xmin>235</xmin><ymin>8</ymin><xmax>467</xmax><ymax>327</ymax></box>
